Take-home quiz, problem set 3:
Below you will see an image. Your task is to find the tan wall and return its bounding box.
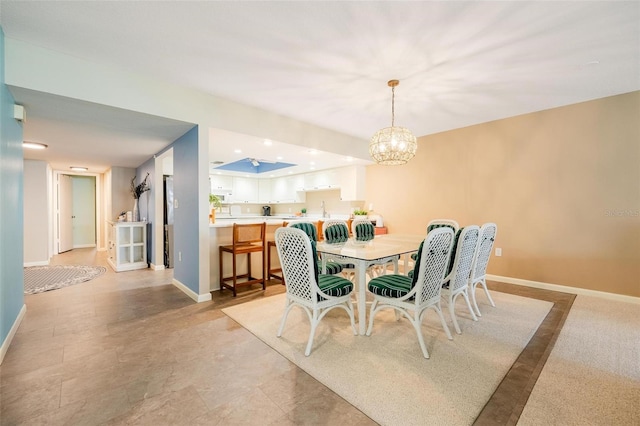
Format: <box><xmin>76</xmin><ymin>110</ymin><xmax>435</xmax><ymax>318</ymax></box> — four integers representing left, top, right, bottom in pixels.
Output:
<box><xmin>366</xmin><ymin>92</ymin><xmax>640</xmax><ymax>297</ymax></box>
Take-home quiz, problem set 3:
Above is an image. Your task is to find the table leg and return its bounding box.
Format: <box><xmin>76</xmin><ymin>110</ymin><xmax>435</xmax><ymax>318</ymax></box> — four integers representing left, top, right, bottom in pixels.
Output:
<box><xmin>357</xmin><ymin>260</ymin><xmax>367</xmax><ymax>335</ymax></box>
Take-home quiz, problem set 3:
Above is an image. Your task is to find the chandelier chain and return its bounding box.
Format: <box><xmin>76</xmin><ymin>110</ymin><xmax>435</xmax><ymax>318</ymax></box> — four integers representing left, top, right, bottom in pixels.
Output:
<box><xmin>391</xmin><ymin>85</ymin><xmax>395</xmax><ymax>128</ymax></box>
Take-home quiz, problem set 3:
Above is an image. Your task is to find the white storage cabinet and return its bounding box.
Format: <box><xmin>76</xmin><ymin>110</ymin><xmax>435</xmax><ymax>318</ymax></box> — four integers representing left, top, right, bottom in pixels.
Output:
<box><xmin>108</xmin><ymin>221</ymin><xmax>148</xmax><ymax>272</ymax></box>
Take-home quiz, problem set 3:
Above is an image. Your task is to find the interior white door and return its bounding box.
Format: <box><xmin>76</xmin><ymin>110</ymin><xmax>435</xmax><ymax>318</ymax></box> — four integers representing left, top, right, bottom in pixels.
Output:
<box><xmin>72</xmin><ymin>176</ymin><xmax>96</xmax><ymax>247</ymax></box>
<box><xmin>58</xmin><ymin>174</ymin><xmax>74</xmax><ymax>253</ymax></box>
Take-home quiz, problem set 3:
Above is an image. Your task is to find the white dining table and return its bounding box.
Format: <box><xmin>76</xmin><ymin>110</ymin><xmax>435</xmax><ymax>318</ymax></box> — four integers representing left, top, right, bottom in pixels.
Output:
<box><xmin>316</xmin><ymin>233</ymin><xmax>425</xmax><ymax>334</ymax></box>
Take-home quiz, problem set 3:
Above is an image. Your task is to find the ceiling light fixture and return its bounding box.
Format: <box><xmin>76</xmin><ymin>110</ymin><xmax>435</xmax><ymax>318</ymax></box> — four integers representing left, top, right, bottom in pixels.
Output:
<box><xmin>70</xmin><ymin>166</ymin><xmax>88</xmax><ymax>172</ymax></box>
<box><xmin>369</xmin><ymin>79</ymin><xmax>417</xmax><ymax>165</ymax></box>
<box><xmin>23</xmin><ymin>141</ymin><xmax>48</xmax><ymax>150</ymax></box>
<box><xmin>250</xmin><ymin>159</ymin><xmax>260</xmax><ymax>167</ymax></box>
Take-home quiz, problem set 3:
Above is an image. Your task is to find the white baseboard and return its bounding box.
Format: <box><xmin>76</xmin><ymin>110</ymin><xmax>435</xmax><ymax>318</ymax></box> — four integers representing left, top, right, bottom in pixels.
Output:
<box><xmin>172</xmin><ymin>278</ymin><xmax>212</xmax><ymax>303</ymax></box>
<box><xmin>23</xmin><ymin>260</ymin><xmax>50</xmax><ymax>267</ymax></box>
<box><xmin>0</xmin><ymin>304</ymin><xmax>26</xmax><ymax>365</ymax></box>
<box><xmin>486</xmin><ymin>274</ymin><xmax>640</xmax><ymax>305</ymax></box>
<box><xmin>150</xmin><ymin>263</ymin><xmax>165</xmax><ymax>271</ymax></box>
<box><xmin>73</xmin><ymin>244</ymin><xmax>97</xmax><ymax>249</ymax></box>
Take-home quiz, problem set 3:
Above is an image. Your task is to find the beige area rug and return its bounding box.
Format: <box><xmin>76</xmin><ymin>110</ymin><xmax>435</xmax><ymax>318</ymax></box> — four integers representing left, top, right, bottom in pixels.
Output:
<box><xmin>518</xmin><ymin>295</ymin><xmax>640</xmax><ymax>426</ymax></box>
<box><xmin>223</xmin><ymin>291</ymin><xmax>553</xmax><ymax>426</ymax></box>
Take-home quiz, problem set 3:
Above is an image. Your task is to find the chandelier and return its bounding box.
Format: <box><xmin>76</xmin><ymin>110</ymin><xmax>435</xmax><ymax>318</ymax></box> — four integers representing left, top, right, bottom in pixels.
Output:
<box><xmin>369</xmin><ymin>80</ymin><xmax>417</xmax><ymax>165</ymax></box>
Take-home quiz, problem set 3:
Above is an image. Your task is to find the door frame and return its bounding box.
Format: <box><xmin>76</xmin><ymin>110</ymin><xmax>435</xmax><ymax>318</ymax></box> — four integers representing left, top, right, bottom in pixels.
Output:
<box><xmin>153</xmin><ymin>148</ymin><xmax>173</xmax><ymax>270</ymax></box>
<box><xmin>52</xmin><ymin>170</ymin><xmax>103</xmax><ymax>255</ymax></box>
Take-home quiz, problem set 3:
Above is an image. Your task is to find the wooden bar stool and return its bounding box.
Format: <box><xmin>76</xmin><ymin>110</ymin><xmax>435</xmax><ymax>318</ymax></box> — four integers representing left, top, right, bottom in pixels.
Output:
<box><xmin>266</xmin><ymin>221</ymin><xmax>288</xmax><ymax>284</ymax></box>
<box><xmin>219</xmin><ymin>222</ymin><xmax>266</xmax><ymax>296</ymax></box>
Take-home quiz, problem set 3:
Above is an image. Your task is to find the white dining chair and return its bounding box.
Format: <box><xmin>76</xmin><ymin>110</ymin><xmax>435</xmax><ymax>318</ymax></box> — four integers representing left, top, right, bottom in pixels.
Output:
<box><xmin>469</xmin><ymin>223</ymin><xmax>498</xmax><ymax>316</ymax></box>
<box><xmin>322</xmin><ymin>219</ymin><xmax>356</xmax><ymax>280</ymax></box>
<box><xmin>441</xmin><ymin>225</ymin><xmax>480</xmax><ymax>334</ymax></box>
<box><xmin>365</xmin><ymin>227</ymin><xmax>455</xmax><ymax>359</ymax></box>
<box><xmin>351</xmin><ymin>218</ymin><xmax>389</xmax><ymax>278</ymax></box>
<box><xmin>275</xmin><ymin>227</ymin><xmax>357</xmax><ymax>356</ymax></box>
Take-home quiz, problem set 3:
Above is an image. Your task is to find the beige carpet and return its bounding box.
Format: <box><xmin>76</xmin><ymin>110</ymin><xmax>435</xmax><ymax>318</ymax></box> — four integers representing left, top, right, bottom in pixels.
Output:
<box><xmin>518</xmin><ymin>295</ymin><xmax>640</xmax><ymax>426</ymax></box>
<box><xmin>223</xmin><ymin>291</ymin><xmax>553</xmax><ymax>426</ymax></box>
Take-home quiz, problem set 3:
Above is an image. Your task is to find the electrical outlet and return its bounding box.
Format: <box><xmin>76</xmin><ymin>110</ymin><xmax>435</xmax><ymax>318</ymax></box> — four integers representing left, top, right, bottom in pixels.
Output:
<box><xmin>174</xmin><ymin>199</ymin><xmax>179</xmax><ymax>209</ymax></box>
<box><xmin>178</xmin><ymin>251</ymin><xmax>182</xmax><ymax>262</ymax></box>
<box><xmin>495</xmin><ymin>248</ymin><xmax>502</xmax><ymax>257</ymax></box>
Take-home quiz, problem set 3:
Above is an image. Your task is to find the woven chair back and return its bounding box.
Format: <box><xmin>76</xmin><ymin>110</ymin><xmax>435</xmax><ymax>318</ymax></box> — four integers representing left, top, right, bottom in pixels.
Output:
<box><xmin>414</xmin><ymin>227</ymin><xmax>455</xmax><ymax>305</ymax></box>
<box><xmin>472</xmin><ymin>223</ymin><xmax>497</xmax><ymax>280</ymax></box>
<box><xmin>288</xmin><ymin>221</ymin><xmax>318</xmax><ymax>242</ymax></box>
<box><xmin>275</xmin><ymin>227</ymin><xmax>317</xmax><ymax>301</ymax></box>
<box><xmin>447</xmin><ymin>226</ymin><xmax>480</xmax><ymax>292</ymax></box>
<box><xmin>233</xmin><ymin>222</ymin><xmax>266</xmax><ymax>246</ymax></box>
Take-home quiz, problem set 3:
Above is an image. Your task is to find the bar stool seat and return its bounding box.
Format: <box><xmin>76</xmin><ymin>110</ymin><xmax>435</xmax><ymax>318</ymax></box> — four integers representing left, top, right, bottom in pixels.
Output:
<box><xmin>219</xmin><ymin>222</ymin><xmax>266</xmax><ymax>296</ymax></box>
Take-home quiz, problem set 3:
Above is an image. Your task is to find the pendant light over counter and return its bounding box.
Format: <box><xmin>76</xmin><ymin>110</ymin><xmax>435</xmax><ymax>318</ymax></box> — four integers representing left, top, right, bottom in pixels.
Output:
<box><xmin>369</xmin><ymin>80</ymin><xmax>417</xmax><ymax>165</ymax></box>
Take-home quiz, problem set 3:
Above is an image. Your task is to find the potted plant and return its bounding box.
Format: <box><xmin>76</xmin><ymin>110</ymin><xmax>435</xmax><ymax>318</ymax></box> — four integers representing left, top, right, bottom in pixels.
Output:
<box><xmin>301</xmin><ymin>207</ymin><xmax>307</xmax><ymax>217</ymax></box>
<box><xmin>353</xmin><ymin>209</ymin><xmax>368</xmax><ymax>219</ymax></box>
<box><xmin>130</xmin><ymin>173</ymin><xmax>150</xmax><ymax>221</ymax></box>
<box><xmin>209</xmin><ymin>194</ymin><xmax>222</xmax><ymax>223</ymax></box>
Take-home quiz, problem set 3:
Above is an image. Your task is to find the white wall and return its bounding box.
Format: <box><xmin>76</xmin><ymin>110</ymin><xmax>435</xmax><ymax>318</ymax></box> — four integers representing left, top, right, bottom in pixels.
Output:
<box><xmin>23</xmin><ymin>160</ymin><xmax>50</xmax><ymax>265</ymax></box>
<box><xmin>108</xmin><ymin>166</ymin><xmax>136</xmax><ymax>221</ymax></box>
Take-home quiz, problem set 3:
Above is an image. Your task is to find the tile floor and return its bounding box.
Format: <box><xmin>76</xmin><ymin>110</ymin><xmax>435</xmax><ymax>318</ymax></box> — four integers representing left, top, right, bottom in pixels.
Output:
<box><xmin>1</xmin><ymin>248</ymin><xmax>572</xmax><ymax>425</ymax></box>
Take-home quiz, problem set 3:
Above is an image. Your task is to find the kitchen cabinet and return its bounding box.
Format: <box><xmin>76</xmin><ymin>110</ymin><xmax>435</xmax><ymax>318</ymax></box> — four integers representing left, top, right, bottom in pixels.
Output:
<box><xmin>304</xmin><ymin>169</ymin><xmax>340</xmax><ymax>191</ymax></box>
<box><xmin>231</xmin><ymin>177</ymin><xmax>260</xmax><ymax>203</ymax></box>
<box><xmin>210</xmin><ymin>174</ymin><xmax>233</xmax><ymax>192</ymax></box>
<box><xmin>339</xmin><ymin>165</ymin><xmax>366</xmax><ymax>201</ymax></box>
<box><xmin>258</xmin><ymin>179</ymin><xmax>272</xmax><ymax>203</ymax></box>
<box><xmin>107</xmin><ymin>221</ymin><xmax>147</xmax><ymax>272</ymax></box>
<box><xmin>271</xmin><ymin>175</ymin><xmax>306</xmax><ymax>203</ymax></box>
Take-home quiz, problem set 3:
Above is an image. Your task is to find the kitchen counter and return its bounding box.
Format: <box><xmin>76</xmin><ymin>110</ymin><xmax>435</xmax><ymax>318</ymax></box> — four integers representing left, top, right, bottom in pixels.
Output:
<box><xmin>210</xmin><ymin>215</ymin><xmax>302</xmax><ymax>228</ymax></box>
<box><xmin>209</xmin><ymin>215</ymin><xmax>344</xmax><ymax>291</ymax></box>
<box><xmin>209</xmin><ymin>214</ymin><xmax>352</xmax><ymax>227</ymax></box>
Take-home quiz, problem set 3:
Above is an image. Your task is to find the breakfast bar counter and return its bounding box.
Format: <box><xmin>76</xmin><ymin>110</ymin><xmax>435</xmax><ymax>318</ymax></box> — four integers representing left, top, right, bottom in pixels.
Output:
<box><xmin>209</xmin><ymin>216</ymin><xmax>306</xmax><ymax>292</ymax></box>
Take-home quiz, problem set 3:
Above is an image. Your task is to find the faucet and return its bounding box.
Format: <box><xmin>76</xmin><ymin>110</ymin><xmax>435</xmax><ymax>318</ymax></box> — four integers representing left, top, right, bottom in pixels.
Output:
<box><xmin>321</xmin><ymin>201</ymin><xmax>328</xmax><ymax>218</ymax></box>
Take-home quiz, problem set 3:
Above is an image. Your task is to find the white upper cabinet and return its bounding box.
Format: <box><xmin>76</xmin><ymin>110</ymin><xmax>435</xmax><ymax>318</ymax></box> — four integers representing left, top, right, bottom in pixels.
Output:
<box><xmin>258</xmin><ymin>179</ymin><xmax>272</xmax><ymax>203</ymax></box>
<box><xmin>303</xmin><ymin>169</ymin><xmax>340</xmax><ymax>191</ymax></box>
<box><xmin>231</xmin><ymin>177</ymin><xmax>260</xmax><ymax>203</ymax></box>
<box><xmin>271</xmin><ymin>175</ymin><xmax>305</xmax><ymax>203</ymax></box>
<box><xmin>210</xmin><ymin>175</ymin><xmax>233</xmax><ymax>192</ymax></box>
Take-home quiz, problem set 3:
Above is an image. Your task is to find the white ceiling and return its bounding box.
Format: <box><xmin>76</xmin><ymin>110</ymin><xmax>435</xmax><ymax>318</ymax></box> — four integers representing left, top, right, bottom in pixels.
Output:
<box><xmin>2</xmin><ymin>1</ymin><xmax>639</xmax><ymax>173</ymax></box>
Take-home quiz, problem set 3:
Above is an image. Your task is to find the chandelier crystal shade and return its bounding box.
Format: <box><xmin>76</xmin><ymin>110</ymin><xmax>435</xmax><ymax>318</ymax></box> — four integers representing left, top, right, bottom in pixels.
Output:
<box><xmin>369</xmin><ymin>80</ymin><xmax>417</xmax><ymax>165</ymax></box>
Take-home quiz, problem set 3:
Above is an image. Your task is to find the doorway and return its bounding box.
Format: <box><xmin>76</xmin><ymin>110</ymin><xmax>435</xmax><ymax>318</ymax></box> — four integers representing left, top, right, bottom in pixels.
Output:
<box><xmin>56</xmin><ymin>173</ymin><xmax>98</xmax><ymax>254</ymax></box>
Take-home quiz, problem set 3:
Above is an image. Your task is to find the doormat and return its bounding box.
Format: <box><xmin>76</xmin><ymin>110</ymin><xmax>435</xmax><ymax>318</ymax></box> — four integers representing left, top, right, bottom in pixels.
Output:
<box><xmin>23</xmin><ymin>265</ymin><xmax>107</xmax><ymax>294</ymax></box>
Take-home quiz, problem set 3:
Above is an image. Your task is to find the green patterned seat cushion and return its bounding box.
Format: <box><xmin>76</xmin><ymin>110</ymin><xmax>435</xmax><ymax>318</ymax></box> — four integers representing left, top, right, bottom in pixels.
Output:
<box><xmin>355</xmin><ymin>223</ymin><xmax>375</xmax><ymax>241</ymax></box>
<box><xmin>310</xmin><ymin>240</ymin><xmax>321</xmax><ymax>283</ymax></box>
<box><xmin>445</xmin><ymin>228</ymin><xmax>464</xmax><ymax>277</ymax></box>
<box><xmin>320</xmin><ymin>261</ymin><xmax>344</xmax><ymax>275</ymax></box>
<box><xmin>368</xmin><ymin>274</ymin><xmax>413</xmax><ymax>298</ymax></box>
<box><xmin>410</xmin><ymin>241</ymin><xmax>425</xmax><ymax>287</ymax></box>
<box><xmin>441</xmin><ymin>228</ymin><xmax>464</xmax><ymax>289</ymax></box>
<box><xmin>317</xmin><ymin>274</ymin><xmax>353</xmax><ymax>300</ymax></box>
<box><xmin>291</xmin><ymin>222</ymin><xmax>318</xmax><ymax>241</ymax></box>
<box><xmin>324</xmin><ymin>223</ymin><xmax>349</xmax><ymax>243</ymax></box>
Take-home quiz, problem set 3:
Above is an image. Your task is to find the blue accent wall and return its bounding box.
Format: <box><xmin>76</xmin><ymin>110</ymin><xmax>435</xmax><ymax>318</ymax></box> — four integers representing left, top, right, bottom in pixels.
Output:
<box><xmin>168</xmin><ymin>127</ymin><xmax>200</xmax><ymax>293</ymax></box>
<box><xmin>0</xmin><ymin>27</ymin><xmax>25</xmax><ymax>348</ymax></box>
